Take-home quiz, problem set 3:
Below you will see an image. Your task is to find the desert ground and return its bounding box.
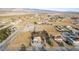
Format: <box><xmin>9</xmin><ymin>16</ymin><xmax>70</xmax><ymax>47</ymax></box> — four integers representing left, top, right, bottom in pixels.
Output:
<box><xmin>0</xmin><ymin>11</ymin><xmax>79</xmax><ymax>51</ymax></box>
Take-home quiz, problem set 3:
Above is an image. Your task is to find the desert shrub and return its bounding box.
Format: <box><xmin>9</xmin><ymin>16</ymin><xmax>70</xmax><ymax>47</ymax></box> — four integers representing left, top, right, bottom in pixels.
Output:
<box><xmin>0</xmin><ymin>27</ymin><xmax>11</xmax><ymax>42</ymax></box>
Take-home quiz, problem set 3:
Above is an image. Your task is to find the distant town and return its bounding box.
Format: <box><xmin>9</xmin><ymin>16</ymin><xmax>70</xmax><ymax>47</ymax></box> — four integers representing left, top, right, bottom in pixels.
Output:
<box><xmin>0</xmin><ymin>8</ymin><xmax>79</xmax><ymax>51</ymax></box>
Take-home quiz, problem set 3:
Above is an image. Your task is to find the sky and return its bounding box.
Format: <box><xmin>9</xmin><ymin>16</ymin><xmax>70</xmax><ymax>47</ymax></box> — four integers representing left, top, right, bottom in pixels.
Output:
<box><xmin>0</xmin><ymin>0</ymin><xmax>79</xmax><ymax>12</ymax></box>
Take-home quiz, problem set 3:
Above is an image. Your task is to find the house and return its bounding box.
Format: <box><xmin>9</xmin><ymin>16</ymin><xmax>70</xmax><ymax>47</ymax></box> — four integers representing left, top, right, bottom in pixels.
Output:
<box><xmin>31</xmin><ymin>36</ymin><xmax>45</xmax><ymax>51</ymax></box>
<box><xmin>62</xmin><ymin>32</ymin><xmax>79</xmax><ymax>45</ymax></box>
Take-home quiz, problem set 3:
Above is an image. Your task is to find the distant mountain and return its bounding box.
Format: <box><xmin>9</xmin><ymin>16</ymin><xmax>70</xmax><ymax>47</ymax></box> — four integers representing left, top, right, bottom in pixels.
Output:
<box><xmin>0</xmin><ymin>8</ymin><xmax>79</xmax><ymax>14</ymax></box>
<box><xmin>0</xmin><ymin>8</ymin><xmax>59</xmax><ymax>13</ymax></box>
